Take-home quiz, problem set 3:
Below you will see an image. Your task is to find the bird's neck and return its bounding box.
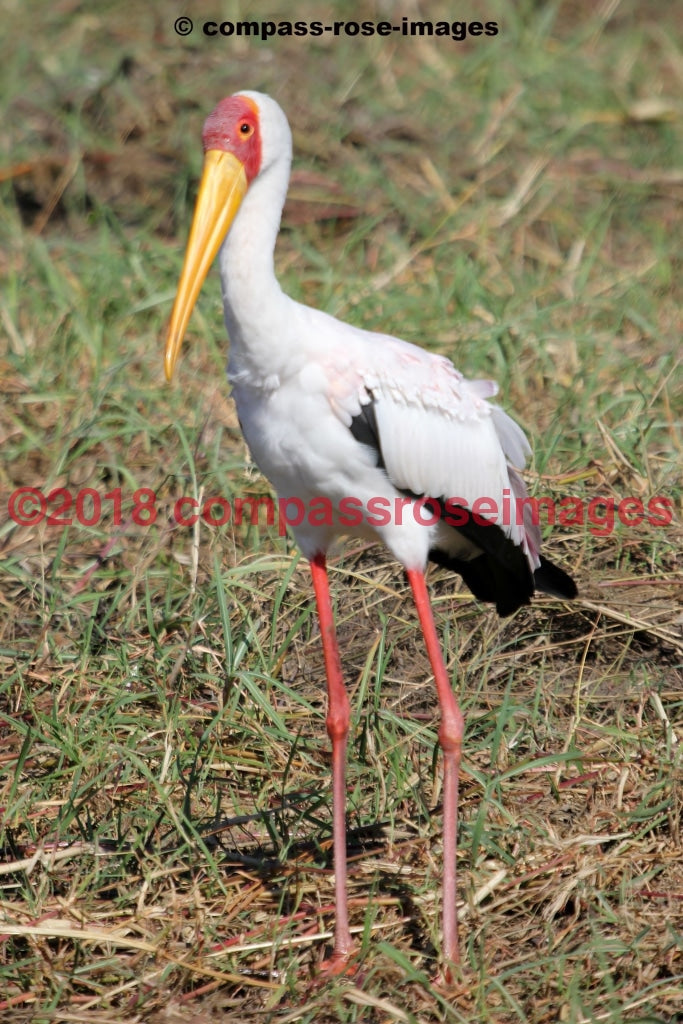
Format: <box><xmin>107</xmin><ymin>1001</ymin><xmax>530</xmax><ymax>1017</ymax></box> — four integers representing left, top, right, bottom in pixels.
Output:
<box><xmin>218</xmin><ymin>158</ymin><xmax>294</xmax><ymax>382</ymax></box>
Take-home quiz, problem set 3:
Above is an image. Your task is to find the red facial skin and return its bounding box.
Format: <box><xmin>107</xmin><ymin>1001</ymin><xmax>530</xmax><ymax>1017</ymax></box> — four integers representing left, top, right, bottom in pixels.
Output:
<box><xmin>202</xmin><ymin>95</ymin><xmax>262</xmax><ymax>182</ymax></box>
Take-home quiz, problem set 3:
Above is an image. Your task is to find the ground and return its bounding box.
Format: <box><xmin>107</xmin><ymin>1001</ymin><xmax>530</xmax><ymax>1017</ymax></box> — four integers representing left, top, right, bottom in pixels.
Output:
<box><xmin>0</xmin><ymin>1</ymin><xmax>681</xmax><ymax>1021</ymax></box>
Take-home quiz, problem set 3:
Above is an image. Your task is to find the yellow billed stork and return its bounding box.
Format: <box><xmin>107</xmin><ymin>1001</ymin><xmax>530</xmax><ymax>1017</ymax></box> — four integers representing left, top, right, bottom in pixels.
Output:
<box><xmin>164</xmin><ymin>91</ymin><xmax>577</xmax><ymax>977</ymax></box>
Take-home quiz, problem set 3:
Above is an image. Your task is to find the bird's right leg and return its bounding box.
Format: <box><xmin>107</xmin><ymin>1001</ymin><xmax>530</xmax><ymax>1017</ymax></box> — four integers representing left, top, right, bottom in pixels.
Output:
<box><xmin>406</xmin><ymin>568</ymin><xmax>463</xmax><ymax>980</ymax></box>
<box><xmin>310</xmin><ymin>552</ymin><xmax>354</xmax><ymax>971</ymax></box>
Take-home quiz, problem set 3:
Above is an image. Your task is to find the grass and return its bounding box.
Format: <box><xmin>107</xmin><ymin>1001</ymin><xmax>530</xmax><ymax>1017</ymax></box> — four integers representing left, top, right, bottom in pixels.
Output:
<box><xmin>1</xmin><ymin>0</ymin><xmax>681</xmax><ymax>1020</ymax></box>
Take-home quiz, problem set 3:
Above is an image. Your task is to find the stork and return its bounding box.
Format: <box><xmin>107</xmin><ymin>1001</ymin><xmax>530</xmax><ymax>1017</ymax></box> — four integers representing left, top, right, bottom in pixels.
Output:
<box><xmin>164</xmin><ymin>91</ymin><xmax>577</xmax><ymax>977</ymax></box>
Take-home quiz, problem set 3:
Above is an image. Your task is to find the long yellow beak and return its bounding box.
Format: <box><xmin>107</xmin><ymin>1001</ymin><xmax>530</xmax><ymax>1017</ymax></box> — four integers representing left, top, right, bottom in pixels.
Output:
<box><xmin>164</xmin><ymin>149</ymin><xmax>248</xmax><ymax>380</ymax></box>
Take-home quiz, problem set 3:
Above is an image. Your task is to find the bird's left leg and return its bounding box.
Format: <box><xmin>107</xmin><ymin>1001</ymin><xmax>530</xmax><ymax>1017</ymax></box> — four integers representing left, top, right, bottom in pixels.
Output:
<box><xmin>310</xmin><ymin>552</ymin><xmax>354</xmax><ymax>971</ymax></box>
<box><xmin>406</xmin><ymin>568</ymin><xmax>464</xmax><ymax>979</ymax></box>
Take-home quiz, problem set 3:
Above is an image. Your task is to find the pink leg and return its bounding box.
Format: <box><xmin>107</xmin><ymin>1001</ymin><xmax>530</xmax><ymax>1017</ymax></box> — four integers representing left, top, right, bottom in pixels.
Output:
<box><xmin>310</xmin><ymin>553</ymin><xmax>354</xmax><ymax>970</ymax></box>
<box><xmin>407</xmin><ymin>568</ymin><xmax>464</xmax><ymax>976</ymax></box>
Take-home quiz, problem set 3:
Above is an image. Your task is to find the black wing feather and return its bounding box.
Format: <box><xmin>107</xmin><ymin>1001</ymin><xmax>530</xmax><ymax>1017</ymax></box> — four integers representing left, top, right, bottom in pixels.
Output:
<box><xmin>347</xmin><ymin>392</ymin><xmax>577</xmax><ymax>616</ymax></box>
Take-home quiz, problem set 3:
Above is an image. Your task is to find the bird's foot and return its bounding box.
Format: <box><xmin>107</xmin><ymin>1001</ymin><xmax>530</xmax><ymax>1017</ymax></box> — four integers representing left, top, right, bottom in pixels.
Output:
<box><xmin>319</xmin><ymin>946</ymin><xmax>356</xmax><ymax>977</ymax></box>
<box><xmin>433</xmin><ymin>956</ymin><xmax>462</xmax><ymax>989</ymax></box>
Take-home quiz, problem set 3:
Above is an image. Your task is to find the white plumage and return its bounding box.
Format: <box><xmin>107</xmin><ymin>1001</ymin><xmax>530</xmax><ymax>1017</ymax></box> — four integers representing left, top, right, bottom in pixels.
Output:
<box><xmin>164</xmin><ymin>90</ymin><xmax>576</xmax><ymax>978</ymax></box>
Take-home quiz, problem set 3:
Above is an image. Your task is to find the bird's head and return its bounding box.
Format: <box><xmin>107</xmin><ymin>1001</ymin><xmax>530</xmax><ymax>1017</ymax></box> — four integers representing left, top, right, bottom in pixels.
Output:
<box><xmin>164</xmin><ymin>91</ymin><xmax>289</xmax><ymax>380</ymax></box>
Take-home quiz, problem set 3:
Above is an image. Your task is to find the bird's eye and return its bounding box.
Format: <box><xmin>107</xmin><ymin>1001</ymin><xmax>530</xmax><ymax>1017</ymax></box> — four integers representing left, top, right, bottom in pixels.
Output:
<box><xmin>239</xmin><ymin>121</ymin><xmax>254</xmax><ymax>137</ymax></box>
